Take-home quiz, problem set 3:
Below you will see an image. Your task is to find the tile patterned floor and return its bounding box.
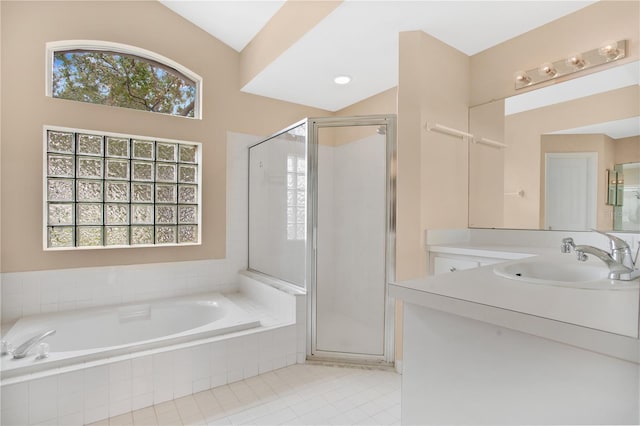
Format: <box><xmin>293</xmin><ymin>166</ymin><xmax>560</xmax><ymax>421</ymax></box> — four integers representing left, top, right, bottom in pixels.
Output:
<box><xmin>89</xmin><ymin>363</ymin><xmax>401</xmax><ymax>426</ymax></box>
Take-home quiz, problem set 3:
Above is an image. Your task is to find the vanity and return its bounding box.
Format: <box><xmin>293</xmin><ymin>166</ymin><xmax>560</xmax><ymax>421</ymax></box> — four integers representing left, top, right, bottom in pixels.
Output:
<box><xmin>391</xmin><ymin>229</ymin><xmax>640</xmax><ymax>424</ymax></box>
<box><xmin>392</xmin><ymin>33</ymin><xmax>640</xmax><ymax>423</ymax></box>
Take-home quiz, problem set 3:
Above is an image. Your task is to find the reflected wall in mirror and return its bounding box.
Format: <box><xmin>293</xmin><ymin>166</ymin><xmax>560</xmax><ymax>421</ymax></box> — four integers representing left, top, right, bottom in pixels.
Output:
<box><xmin>614</xmin><ymin>162</ymin><xmax>640</xmax><ymax>231</ymax></box>
<box><xmin>469</xmin><ymin>60</ymin><xmax>640</xmax><ymax>231</ymax></box>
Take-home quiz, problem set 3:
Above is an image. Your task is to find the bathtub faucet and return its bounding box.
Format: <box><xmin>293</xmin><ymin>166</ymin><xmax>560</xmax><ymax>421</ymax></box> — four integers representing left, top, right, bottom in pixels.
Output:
<box><xmin>12</xmin><ymin>329</ymin><xmax>56</xmax><ymax>359</ymax></box>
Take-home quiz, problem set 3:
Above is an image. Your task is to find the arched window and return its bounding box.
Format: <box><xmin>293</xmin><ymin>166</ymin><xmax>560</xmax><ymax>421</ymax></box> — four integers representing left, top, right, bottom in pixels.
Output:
<box><xmin>46</xmin><ymin>41</ymin><xmax>202</xmax><ymax>119</ymax></box>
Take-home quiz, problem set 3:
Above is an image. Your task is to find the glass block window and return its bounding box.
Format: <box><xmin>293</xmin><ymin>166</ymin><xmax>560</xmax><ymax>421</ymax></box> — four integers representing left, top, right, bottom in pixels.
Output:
<box><xmin>45</xmin><ymin>127</ymin><xmax>201</xmax><ymax>249</ymax></box>
<box><xmin>286</xmin><ymin>155</ymin><xmax>306</xmax><ymax>241</ymax></box>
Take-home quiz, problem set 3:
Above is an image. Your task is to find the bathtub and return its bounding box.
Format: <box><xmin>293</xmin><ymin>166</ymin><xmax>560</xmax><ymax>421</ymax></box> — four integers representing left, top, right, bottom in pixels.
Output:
<box><xmin>1</xmin><ymin>292</ymin><xmax>260</xmax><ymax>379</ymax></box>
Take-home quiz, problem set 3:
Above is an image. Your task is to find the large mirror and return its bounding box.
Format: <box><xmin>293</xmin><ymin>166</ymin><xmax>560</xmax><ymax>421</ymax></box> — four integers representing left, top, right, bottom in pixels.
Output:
<box><xmin>469</xmin><ymin>60</ymin><xmax>640</xmax><ymax>231</ymax></box>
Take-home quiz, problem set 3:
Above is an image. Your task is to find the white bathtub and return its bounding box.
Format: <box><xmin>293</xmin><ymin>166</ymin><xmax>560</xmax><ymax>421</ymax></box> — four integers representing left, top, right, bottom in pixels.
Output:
<box><xmin>1</xmin><ymin>292</ymin><xmax>260</xmax><ymax>379</ymax></box>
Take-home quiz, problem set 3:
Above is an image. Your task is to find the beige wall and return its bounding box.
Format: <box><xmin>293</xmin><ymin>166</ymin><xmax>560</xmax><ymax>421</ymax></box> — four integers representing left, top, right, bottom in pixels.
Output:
<box><xmin>335</xmin><ymin>87</ymin><xmax>397</xmax><ymax>117</ymax></box>
<box><xmin>397</xmin><ymin>31</ymin><xmax>469</xmax><ymax>281</ymax></box>
<box><xmin>470</xmin><ymin>0</ymin><xmax>640</xmax><ymax>107</ymax></box>
<box><xmin>468</xmin><ymin>100</ymin><xmax>505</xmax><ymax>228</ymax></box>
<box><xmin>396</xmin><ymin>31</ymin><xmax>469</xmax><ymax>361</ymax></box>
<box><xmin>0</xmin><ymin>1</ymin><xmax>327</xmax><ymax>273</ymax></box>
<box><xmin>616</xmin><ymin>136</ymin><xmax>640</xmax><ymax>164</ymax></box>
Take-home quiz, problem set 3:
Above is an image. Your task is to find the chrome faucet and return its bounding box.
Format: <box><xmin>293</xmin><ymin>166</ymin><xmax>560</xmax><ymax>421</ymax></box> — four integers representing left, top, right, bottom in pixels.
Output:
<box><xmin>573</xmin><ymin>245</ymin><xmax>634</xmax><ymax>280</ymax></box>
<box><xmin>12</xmin><ymin>329</ymin><xmax>56</xmax><ymax>359</ymax></box>
<box><xmin>561</xmin><ymin>232</ymin><xmax>640</xmax><ymax>281</ymax></box>
<box><xmin>592</xmin><ymin>229</ymin><xmax>637</xmax><ymax>270</ymax></box>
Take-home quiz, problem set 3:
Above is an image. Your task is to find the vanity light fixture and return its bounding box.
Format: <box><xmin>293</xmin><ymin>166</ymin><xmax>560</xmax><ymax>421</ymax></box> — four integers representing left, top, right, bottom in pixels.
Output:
<box><xmin>514</xmin><ymin>39</ymin><xmax>627</xmax><ymax>90</ymax></box>
<box><xmin>334</xmin><ymin>75</ymin><xmax>351</xmax><ymax>85</ymax></box>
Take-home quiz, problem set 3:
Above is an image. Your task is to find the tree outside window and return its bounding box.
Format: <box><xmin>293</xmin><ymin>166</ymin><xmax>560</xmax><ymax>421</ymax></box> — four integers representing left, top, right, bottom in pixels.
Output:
<box><xmin>52</xmin><ymin>49</ymin><xmax>197</xmax><ymax>118</ymax></box>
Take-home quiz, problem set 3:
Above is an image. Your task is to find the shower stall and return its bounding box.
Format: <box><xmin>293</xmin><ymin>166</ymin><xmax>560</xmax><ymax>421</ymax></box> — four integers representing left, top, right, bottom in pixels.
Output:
<box><xmin>248</xmin><ymin>115</ymin><xmax>396</xmax><ymax>364</ymax></box>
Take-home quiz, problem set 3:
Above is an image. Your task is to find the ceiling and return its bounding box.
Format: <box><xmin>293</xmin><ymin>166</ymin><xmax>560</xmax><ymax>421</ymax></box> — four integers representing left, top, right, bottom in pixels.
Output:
<box><xmin>160</xmin><ymin>0</ymin><xmax>597</xmax><ymax>111</ymax></box>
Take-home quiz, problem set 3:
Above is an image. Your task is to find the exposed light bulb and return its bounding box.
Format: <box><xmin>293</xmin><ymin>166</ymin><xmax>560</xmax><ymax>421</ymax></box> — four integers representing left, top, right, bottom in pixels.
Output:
<box><xmin>334</xmin><ymin>75</ymin><xmax>351</xmax><ymax>85</ymax></box>
<box><xmin>599</xmin><ymin>40</ymin><xmax>620</xmax><ymax>59</ymax></box>
<box><xmin>538</xmin><ymin>62</ymin><xmax>557</xmax><ymax>77</ymax></box>
<box><xmin>513</xmin><ymin>70</ymin><xmax>531</xmax><ymax>85</ymax></box>
<box><xmin>566</xmin><ymin>53</ymin><xmax>585</xmax><ymax>69</ymax></box>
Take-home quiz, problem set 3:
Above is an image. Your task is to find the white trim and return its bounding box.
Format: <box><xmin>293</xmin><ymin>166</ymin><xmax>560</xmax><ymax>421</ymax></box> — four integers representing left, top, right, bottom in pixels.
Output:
<box><xmin>43</xmin><ymin>125</ymin><xmax>203</xmax><ymax>251</ymax></box>
<box><xmin>45</xmin><ymin>40</ymin><xmax>203</xmax><ymax>119</ymax></box>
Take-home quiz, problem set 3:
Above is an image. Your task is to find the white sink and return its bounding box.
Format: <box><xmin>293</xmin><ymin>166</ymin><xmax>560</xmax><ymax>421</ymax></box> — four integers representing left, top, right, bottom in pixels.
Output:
<box><xmin>493</xmin><ymin>255</ymin><xmax>639</xmax><ymax>290</ymax></box>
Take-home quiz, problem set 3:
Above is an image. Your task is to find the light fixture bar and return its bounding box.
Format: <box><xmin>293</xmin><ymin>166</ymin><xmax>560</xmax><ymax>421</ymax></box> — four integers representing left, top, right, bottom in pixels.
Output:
<box><xmin>514</xmin><ymin>39</ymin><xmax>627</xmax><ymax>90</ymax></box>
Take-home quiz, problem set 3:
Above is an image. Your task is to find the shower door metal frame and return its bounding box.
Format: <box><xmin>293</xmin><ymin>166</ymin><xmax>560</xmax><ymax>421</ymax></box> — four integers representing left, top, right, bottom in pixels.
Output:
<box><xmin>306</xmin><ymin>115</ymin><xmax>397</xmax><ymax>364</ymax></box>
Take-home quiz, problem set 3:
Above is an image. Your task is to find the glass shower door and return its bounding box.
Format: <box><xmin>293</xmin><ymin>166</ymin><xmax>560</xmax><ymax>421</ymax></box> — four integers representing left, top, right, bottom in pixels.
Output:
<box><xmin>248</xmin><ymin>122</ymin><xmax>307</xmax><ymax>287</ymax></box>
<box><xmin>313</xmin><ymin>124</ymin><xmax>388</xmax><ymax>358</ymax></box>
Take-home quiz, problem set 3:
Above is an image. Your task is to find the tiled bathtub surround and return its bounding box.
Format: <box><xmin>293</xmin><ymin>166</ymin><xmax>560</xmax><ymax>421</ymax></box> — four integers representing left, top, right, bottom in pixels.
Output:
<box><xmin>1</xmin><ymin>323</ymin><xmax>298</xmax><ymax>425</ymax></box>
<box><xmin>1</xmin><ymin>132</ymin><xmax>306</xmax><ymax>425</ymax></box>
<box><xmin>1</xmin><ymin>273</ymin><xmax>304</xmax><ymax>425</ymax></box>
<box><xmin>238</xmin><ymin>271</ymin><xmax>308</xmax><ymax>365</ymax></box>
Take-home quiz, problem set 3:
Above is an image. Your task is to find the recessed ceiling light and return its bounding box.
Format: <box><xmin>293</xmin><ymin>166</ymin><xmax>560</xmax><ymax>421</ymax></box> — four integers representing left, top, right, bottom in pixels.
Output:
<box><xmin>334</xmin><ymin>75</ymin><xmax>351</xmax><ymax>85</ymax></box>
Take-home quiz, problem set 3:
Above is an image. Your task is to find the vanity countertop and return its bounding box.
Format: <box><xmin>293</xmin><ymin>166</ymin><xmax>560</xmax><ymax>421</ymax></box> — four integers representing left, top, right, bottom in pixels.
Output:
<box><xmin>391</xmin><ymin>247</ymin><xmax>640</xmax><ymax>361</ymax></box>
<box><xmin>427</xmin><ymin>243</ymin><xmax>559</xmax><ymax>259</ymax></box>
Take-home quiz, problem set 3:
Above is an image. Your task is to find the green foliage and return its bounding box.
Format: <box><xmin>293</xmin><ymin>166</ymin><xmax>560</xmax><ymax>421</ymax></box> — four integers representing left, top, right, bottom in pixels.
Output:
<box><xmin>53</xmin><ymin>51</ymin><xmax>196</xmax><ymax>117</ymax></box>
